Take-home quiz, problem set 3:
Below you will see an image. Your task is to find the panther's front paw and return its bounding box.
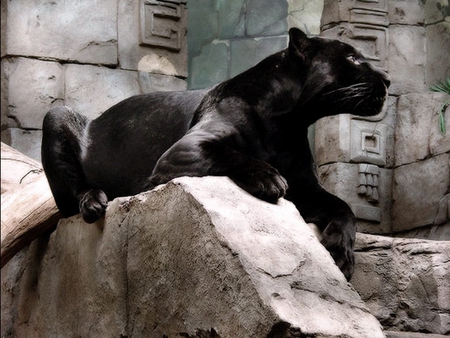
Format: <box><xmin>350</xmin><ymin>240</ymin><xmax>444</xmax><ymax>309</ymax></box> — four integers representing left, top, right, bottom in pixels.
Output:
<box><xmin>320</xmin><ymin>217</ymin><xmax>356</xmax><ymax>281</ymax></box>
<box><xmin>232</xmin><ymin>164</ymin><xmax>288</xmax><ymax>203</ymax></box>
<box><xmin>79</xmin><ymin>189</ymin><xmax>108</xmax><ymax>223</ymax></box>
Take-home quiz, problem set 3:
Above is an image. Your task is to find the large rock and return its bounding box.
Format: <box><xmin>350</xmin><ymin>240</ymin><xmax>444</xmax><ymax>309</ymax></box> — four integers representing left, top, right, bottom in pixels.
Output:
<box><xmin>353</xmin><ymin>233</ymin><xmax>450</xmax><ymax>335</ymax></box>
<box><xmin>1</xmin><ymin>177</ymin><xmax>384</xmax><ymax>338</ymax></box>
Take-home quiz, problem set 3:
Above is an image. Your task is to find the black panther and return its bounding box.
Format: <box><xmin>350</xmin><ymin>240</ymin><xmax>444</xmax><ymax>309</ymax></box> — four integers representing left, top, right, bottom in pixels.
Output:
<box><xmin>42</xmin><ymin>28</ymin><xmax>390</xmax><ymax>280</ymax></box>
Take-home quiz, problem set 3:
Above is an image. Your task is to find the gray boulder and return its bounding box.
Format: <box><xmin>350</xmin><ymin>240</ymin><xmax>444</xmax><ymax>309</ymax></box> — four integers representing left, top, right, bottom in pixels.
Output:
<box><xmin>1</xmin><ymin>177</ymin><xmax>384</xmax><ymax>337</ymax></box>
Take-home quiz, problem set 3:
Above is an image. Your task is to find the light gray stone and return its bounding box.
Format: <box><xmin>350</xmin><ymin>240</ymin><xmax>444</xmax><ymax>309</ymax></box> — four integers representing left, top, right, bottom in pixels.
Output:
<box><xmin>315</xmin><ymin>114</ymin><xmax>352</xmax><ymax>166</ymax></box>
<box><xmin>2</xmin><ymin>57</ymin><xmax>63</xmax><ymax>129</ymax></box>
<box><xmin>426</xmin><ymin>22</ymin><xmax>450</xmax><ymax>91</ymax></box>
<box><xmin>6</xmin><ymin>0</ymin><xmax>118</xmax><ymax>65</ymax></box>
<box><xmin>388</xmin><ymin>0</ymin><xmax>425</xmax><ymax>25</ymax></box>
<box><xmin>395</xmin><ymin>93</ymin><xmax>449</xmax><ymax>166</ymax></box>
<box><xmin>392</xmin><ymin>154</ymin><xmax>450</xmax><ymax>232</ymax></box>
<box><xmin>354</xmin><ymin>233</ymin><xmax>450</xmax><ymax>335</ymax></box>
<box><xmin>1</xmin><ymin>177</ymin><xmax>384</xmax><ymax>338</ymax></box>
<box><xmin>317</xmin><ymin>162</ymin><xmax>393</xmax><ymax>234</ymax></box>
<box><xmin>64</xmin><ymin>64</ymin><xmax>140</xmax><ymax>120</ymax></box>
<box><xmin>287</xmin><ymin>0</ymin><xmax>324</xmax><ymax>35</ymax></box>
<box><xmin>2</xmin><ymin>128</ymin><xmax>42</xmax><ymax>162</ymax></box>
<box><xmin>388</xmin><ymin>26</ymin><xmax>427</xmax><ymax>95</ymax></box>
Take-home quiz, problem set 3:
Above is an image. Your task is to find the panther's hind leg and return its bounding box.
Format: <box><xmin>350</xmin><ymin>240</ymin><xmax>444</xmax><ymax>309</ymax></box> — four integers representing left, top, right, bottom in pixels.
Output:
<box><xmin>41</xmin><ymin>106</ymin><xmax>108</xmax><ymax>223</ymax></box>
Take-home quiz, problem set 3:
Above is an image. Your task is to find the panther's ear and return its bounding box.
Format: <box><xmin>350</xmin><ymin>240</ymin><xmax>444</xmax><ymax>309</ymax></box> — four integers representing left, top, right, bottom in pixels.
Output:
<box><xmin>288</xmin><ymin>27</ymin><xmax>310</xmax><ymax>60</ymax></box>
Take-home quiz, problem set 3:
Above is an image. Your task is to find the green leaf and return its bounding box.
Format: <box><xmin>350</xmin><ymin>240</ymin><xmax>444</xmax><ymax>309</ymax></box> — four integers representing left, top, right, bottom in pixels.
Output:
<box><xmin>430</xmin><ymin>77</ymin><xmax>450</xmax><ymax>95</ymax></box>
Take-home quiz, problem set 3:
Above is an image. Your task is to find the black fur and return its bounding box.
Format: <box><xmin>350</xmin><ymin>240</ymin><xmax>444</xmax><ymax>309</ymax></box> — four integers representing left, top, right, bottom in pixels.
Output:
<box><xmin>42</xmin><ymin>28</ymin><xmax>390</xmax><ymax>280</ymax></box>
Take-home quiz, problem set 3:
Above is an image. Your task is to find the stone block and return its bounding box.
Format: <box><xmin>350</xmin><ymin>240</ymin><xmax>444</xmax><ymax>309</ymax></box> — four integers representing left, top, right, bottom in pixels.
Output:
<box><xmin>1</xmin><ymin>177</ymin><xmax>384</xmax><ymax>338</ymax></box>
<box><xmin>388</xmin><ymin>0</ymin><xmax>425</xmax><ymax>25</ymax></box>
<box><xmin>354</xmin><ymin>233</ymin><xmax>450</xmax><ymax>335</ymax></box>
<box><xmin>424</xmin><ymin>0</ymin><xmax>449</xmax><ymax>24</ymax></box>
<box><xmin>118</xmin><ymin>0</ymin><xmax>188</xmax><ymax>78</ymax></box>
<box><xmin>392</xmin><ymin>154</ymin><xmax>450</xmax><ymax>232</ymax></box>
<box><xmin>189</xmin><ymin>41</ymin><xmax>229</xmax><ymax>89</ymax></box>
<box><xmin>388</xmin><ymin>26</ymin><xmax>427</xmax><ymax>95</ymax></box>
<box><xmin>245</xmin><ymin>0</ymin><xmax>288</xmax><ymax>37</ymax></box>
<box><xmin>318</xmin><ymin>162</ymin><xmax>393</xmax><ymax>234</ymax></box>
<box><xmin>315</xmin><ymin>114</ymin><xmax>352</xmax><ymax>166</ymax></box>
<box><xmin>64</xmin><ymin>64</ymin><xmax>140</xmax><ymax>120</ymax></box>
<box><xmin>2</xmin><ymin>57</ymin><xmax>63</xmax><ymax>129</ymax></box>
<box><xmin>287</xmin><ymin>0</ymin><xmax>324</xmax><ymax>35</ymax></box>
<box><xmin>6</xmin><ymin>0</ymin><xmax>117</xmax><ymax>65</ymax></box>
<box><xmin>2</xmin><ymin>128</ymin><xmax>42</xmax><ymax>162</ymax></box>
<box><xmin>426</xmin><ymin>21</ymin><xmax>450</xmax><ymax>88</ymax></box>
<box><xmin>230</xmin><ymin>36</ymin><xmax>288</xmax><ymax>78</ymax></box>
<box><xmin>395</xmin><ymin>92</ymin><xmax>449</xmax><ymax>166</ymax></box>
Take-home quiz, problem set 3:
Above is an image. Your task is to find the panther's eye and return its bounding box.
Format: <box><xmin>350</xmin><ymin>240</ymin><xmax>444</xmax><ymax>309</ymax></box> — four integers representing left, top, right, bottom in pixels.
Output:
<box><xmin>347</xmin><ymin>54</ymin><xmax>361</xmax><ymax>65</ymax></box>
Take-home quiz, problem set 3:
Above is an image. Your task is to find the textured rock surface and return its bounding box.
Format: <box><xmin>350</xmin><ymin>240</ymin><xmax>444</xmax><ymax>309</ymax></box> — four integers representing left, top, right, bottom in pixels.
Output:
<box><xmin>353</xmin><ymin>233</ymin><xmax>450</xmax><ymax>335</ymax></box>
<box><xmin>1</xmin><ymin>177</ymin><xmax>384</xmax><ymax>338</ymax></box>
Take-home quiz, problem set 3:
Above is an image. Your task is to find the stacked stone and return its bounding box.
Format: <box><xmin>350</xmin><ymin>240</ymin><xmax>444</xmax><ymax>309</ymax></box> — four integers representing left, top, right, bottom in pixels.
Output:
<box><xmin>1</xmin><ymin>0</ymin><xmax>189</xmax><ymax>161</ymax></box>
<box><xmin>319</xmin><ymin>1</ymin><xmax>450</xmax><ymax>335</ymax></box>
<box><xmin>318</xmin><ymin>0</ymin><xmax>449</xmax><ymax>238</ymax></box>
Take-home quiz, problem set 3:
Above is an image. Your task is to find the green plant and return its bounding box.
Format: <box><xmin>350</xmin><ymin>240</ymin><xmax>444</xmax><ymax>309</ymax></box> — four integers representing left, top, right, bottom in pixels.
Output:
<box><xmin>430</xmin><ymin>77</ymin><xmax>450</xmax><ymax>135</ymax></box>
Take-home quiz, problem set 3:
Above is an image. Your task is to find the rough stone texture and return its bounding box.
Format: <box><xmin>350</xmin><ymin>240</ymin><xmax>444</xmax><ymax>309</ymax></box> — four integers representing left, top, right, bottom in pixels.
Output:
<box><xmin>353</xmin><ymin>233</ymin><xmax>450</xmax><ymax>335</ymax></box>
<box><xmin>314</xmin><ymin>114</ymin><xmax>352</xmax><ymax>165</ymax></box>
<box><xmin>392</xmin><ymin>154</ymin><xmax>450</xmax><ymax>232</ymax></box>
<box><xmin>1</xmin><ymin>57</ymin><xmax>64</xmax><ymax>129</ymax></box>
<box><xmin>1</xmin><ymin>177</ymin><xmax>384</xmax><ymax>338</ymax></box>
<box><xmin>287</xmin><ymin>0</ymin><xmax>324</xmax><ymax>35</ymax></box>
<box><xmin>395</xmin><ymin>92</ymin><xmax>450</xmax><ymax>167</ymax></box>
<box><xmin>64</xmin><ymin>64</ymin><xmax>140</xmax><ymax>120</ymax></box>
<box><xmin>1</xmin><ymin>0</ymin><xmax>188</xmax><ymax>160</ymax></box>
<box><xmin>5</xmin><ymin>0</ymin><xmax>118</xmax><ymax>65</ymax></box>
<box><xmin>426</xmin><ymin>21</ymin><xmax>450</xmax><ymax>88</ymax></box>
<box><xmin>388</xmin><ymin>25</ymin><xmax>427</xmax><ymax>95</ymax></box>
<box><xmin>318</xmin><ymin>163</ymin><xmax>393</xmax><ymax>234</ymax></box>
<box><xmin>388</xmin><ymin>0</ymin><xmax>425</xmax><ymax>25</ymax></box>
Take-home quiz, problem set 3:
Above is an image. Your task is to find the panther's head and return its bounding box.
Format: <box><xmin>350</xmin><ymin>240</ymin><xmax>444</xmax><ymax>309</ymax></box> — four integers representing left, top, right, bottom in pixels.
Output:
<box><xmin>288</xmin><ymin>28</ymin><xmax>390</xmax><ymax>122</ymax></box>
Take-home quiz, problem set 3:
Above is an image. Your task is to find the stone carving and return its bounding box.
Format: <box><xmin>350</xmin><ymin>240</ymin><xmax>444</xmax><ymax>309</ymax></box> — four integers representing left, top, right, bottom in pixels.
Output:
<box><xmin>357</xmin><ymin>163</ymin><xmax>380</xmax><ymax>204</ymax></box>
<box><xmin>139</xmin><ymin>0</ymin><xmax>187</xmax><ymax>52</ymax></box>
<box><xmin>321</xmin><ymin>0</ymin><xmax>392</xmax><ymax>225</ymax></box>
<box><xmin>350</xmin><ymin>121</ymin><xmax>387</xmax><ymax>166</ymax></box>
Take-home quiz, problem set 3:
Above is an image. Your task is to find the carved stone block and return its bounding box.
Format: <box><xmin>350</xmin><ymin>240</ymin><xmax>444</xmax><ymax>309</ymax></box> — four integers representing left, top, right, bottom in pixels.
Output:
<box><xmin>317</xmin><ymin>163</ymin><xmax>393</xmax><ymax>233</ymax></box>
<box><xmin>350</xmin><ymin>120</ymin><xmax>387</xmax><ymax>166</ymax></box>
<box><xmin>119</xmin><ymin>0</ymin><xmax>188</xmax><ymax>77</ymax></box>
<box><xmin>140</xmin><ymin>0</ymin><xmax>186</xmax><ymax>52</ymax></box>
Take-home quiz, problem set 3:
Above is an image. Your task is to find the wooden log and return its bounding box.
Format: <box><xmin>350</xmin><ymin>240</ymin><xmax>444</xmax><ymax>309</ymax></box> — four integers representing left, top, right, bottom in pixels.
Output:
<box><xmin>1</xmin><ymin>142</ymin><xmax>61</xmax><ymax>268</ymax></box>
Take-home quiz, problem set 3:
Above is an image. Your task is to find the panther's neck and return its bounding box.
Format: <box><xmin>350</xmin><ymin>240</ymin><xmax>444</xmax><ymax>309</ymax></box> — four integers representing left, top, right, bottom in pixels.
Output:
<box><xmin>219</xmin><ymin>50</ymin><xmax>305</xmax><ymax>119</ymax></box>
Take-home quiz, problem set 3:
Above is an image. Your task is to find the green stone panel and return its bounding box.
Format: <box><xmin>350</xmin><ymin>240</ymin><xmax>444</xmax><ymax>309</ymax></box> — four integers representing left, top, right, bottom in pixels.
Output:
<box><xmin>229</xmin><ymin>36</ymin><xmax>288</xmax><ymax>78</ymax></box>
<box><xmin>189</xmin><ymin>41</ymin><xmax>229</xmax><ymax>89</ymax></box>
<box><xmin>187</xmin><ymin>0</ymin><xmax>219</xmax><ymax>57</ymax></box>
<box><xmin>246</xmin><ymin>0</ymin><xmax>288</xmax><ymax>36</ymax></box>
<box><xmin>217</xmin><ymin>0</ymin><xmax>246</xmax><ymax>39</ymax></box>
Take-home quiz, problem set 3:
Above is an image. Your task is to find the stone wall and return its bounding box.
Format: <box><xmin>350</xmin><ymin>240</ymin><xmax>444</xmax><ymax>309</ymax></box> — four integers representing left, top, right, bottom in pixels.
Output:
<box><xmin>318</xmin><ymin>0</ymin><xmax>450</xmax><ymax>239</ymax></box>
<box><xmin>1</xmin><ymin>0</ymin><xmax>189</xmax><ymax>161</ymax></box>
<box><xmin>187</xmin><ymin>0</ymin><xmax>323</xmax><ymax>89</ymax></box>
